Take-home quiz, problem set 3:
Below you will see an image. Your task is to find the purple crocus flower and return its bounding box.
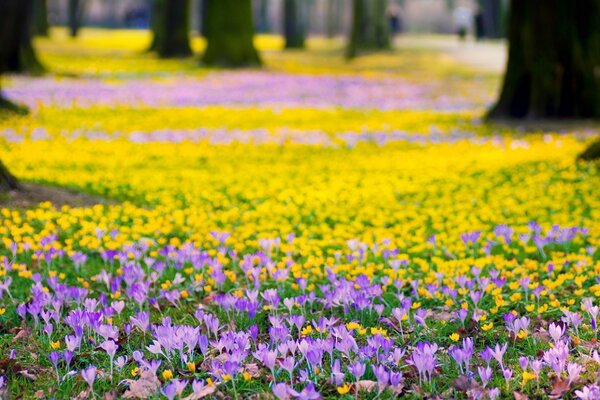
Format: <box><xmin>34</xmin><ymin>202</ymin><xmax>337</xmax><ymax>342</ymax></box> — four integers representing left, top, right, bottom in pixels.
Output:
<box><xmin>81</xmin><ymin>365</ymin><xmax>96</xmax><ymax>391</ymax></box>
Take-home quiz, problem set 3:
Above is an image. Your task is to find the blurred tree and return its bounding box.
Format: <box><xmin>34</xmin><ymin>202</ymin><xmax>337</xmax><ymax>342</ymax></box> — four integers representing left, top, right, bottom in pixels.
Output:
<box><xmin>578</xmin><ymin>140</ymin><xmax>600</xmax><ymax>161</ymax></box>
<box><xmin>326</xmin><ymin>0</ymin><xmax>339</xmax><ymax>38</ymax></box>
<box><xmin>68</xmin><ymin>0</ymin><xmax>83</xmax><ymax>37</ymax></box>
<box><xmin>202</xmin><ymin>0</ymin><xmax>261</xmax><ymax>67</ymax></box>
<box><xmin>284</xmin><ymin>0</ymin><xmax>305</xmax><ymax>49</ymax></box>
<box><xmin>346</xmin><ymin>0</ymin><xmax>390</xmax><ymax>58</ymax></box>
<box><xmin>33</xmin><ymin>0</ymin><xmax>50</xmax><ymax>37</ymax></box>
<box><xmin>0</xmin><ymin>161</ymin><xmax>20</xmax><ymax>191</ymax></box>
<box><xmin>0</xmin><ymin>1</ymin><xmax>27</xmax><ymax>189</ymax></box>
<box><xmin>257</xmin><ymin>0</ymin><xmax>270</xmax><ymax>33</ymax></box>
<box><xmin>488</xmin><ymin>0</ymin><xmax>600</xmax><ymax>119</ymax></box>
<box><xmin>0</xmin><ymin>0</ymin><xmax>44</xmax><ymax>75</ymax></box>
<box><xmin>149</xmin><ymin>0</ymin><xmax>192</xmax><ymax>57</ymax></box>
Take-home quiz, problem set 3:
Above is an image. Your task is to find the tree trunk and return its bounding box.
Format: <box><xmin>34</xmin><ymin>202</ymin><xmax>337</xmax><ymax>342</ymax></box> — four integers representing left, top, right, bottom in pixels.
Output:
<box><xmin>0</xmin><ymin>0</ymin><xmax>44</xmax><ymax>74</ymax></box>
<box><xmin>284</xmin><ymin>0</ymin><xmax>305</xmax><ymax>49</ymax></box>
<box><xmin>257</xmin><ymin>0</ymin><xmax>270</xmax><ymax>33</ymax></box>
<box><xmin>480</xmin><ymin>0</ymin><xmax>502</xmax><ymax>38</ymax></box>
<box><xmin>488</xmin><ymin>0</ymin><xmax>600</xmax><ymax>120</ymax></box>
<box><xmin>151</xmin><ymin>0</ymin><xmax>192</xmax><ymax>58</ymax></box>
<box><xmin>326</xmin><ymin>0</ymin><xmax>337</xmax><ymax>38</ymax></box>
<box><xmin>202</xmin><ymin>0</ymin><xmax>261</xmax><ymax>67</ymax></box>
<box><xmin>0</xmin><ymin>160</ymin><xmax>19</xmax><ymax>192</ymax></box>
<box><xmin>68</xmin><ymin>0</ymin><xmax>82</xmax><ymax>38</ymax></box>
<box><xmin>346</xmin><ymin>0</ymin><xmax>390</xmax><ymax>58</ymax></box>
<box><xmin>578</xmin><ymin>139</ymin><xmax>600</xmax><ymax>161</ymax></box>
<box><xmin>33</xmin><ymin>0</ymin><xmax>49</xmax><ymax>37</ymax></box>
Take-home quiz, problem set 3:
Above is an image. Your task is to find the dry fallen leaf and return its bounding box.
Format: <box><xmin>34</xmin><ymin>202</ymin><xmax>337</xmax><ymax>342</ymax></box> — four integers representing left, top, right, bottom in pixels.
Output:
<box><xmin>181</xmin><ymin>385</ymin><xmax>216</xmax><ymax>400</ymax></box>
<box><xmin>549</xmin><ymin>379</ymin><xmax>570</xmax><ymax>399</ymax></box>
<box><xmin>122</xmin><ymin>371</ymin><xmax>161</xmax><ymax>399</ymax></box>
<box><xmin>73</xmin><ymin>388</ymin><xmax>92</xmax><ymax>400</ymax></box>
<box><xmin>14</xmin><ymin>329</ymin><xmax>31</xmax><ymax>341</ymax></box>
<box><xmin>103</xmin><ymin>390</ymin><xmax>119</xmax><ymax>400</ymax></box>
<box><xmin>243</xmin><ymin>363</ymin><xmax>261</xmax><ymax>378</ymax></box>
<box><xmin>355</xmin><ymin>380</ymin><xmax>377</xmax><ymax>393</ymax></box>
<box><xmin>514</xmin><ymin>391</ymin><xmax>529</xmax><ymax>400</ymax></box>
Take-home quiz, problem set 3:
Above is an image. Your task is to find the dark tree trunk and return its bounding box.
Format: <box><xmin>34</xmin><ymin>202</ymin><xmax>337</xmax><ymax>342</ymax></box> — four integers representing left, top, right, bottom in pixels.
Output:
<box><xmin>284</xmin><ymin>0</ymin><xmax>305</xmax><ymax>49</ymax></box>
<box><xmin>33</xmin><ymin>0</ymin><xmax>49</xmax><ymax>37</ymax></box>
<box><xmin>150</xmin><ymin>0</ymin><xmax>192</xmax><ymax>58</ymax></box>
<box><xmin>346</xmin><ymin>0</ymin><xmax>390</xmax><ymax>58</ymax></box>
<box><xmin>0</xmin><ymin>0</ymin><xmax>44</xmax><ymax>74</ymax></box>
<box><xmin>578</xmin><ymin>139</ymin><xmax>600</xmax><ymax>161</ymax></box>
<box><xmin>202</xmin><ymin>0</ymin><xmax>261</xmax><ymax>67</ymax></box>
<box><xmin>326</xmin><ymin>0</ymin><xmax>337</xmax><ymax>38</ymax></box>
<box><xmin>488</xmin><ymin>0</ymin><xmax>600</xmax><ymax>120</ymax></box>
<box><xmin>0</xmin><ymin>161</ymin><xmax>19</xmax><ymax>192</ymax></box>
<box><xmin>68</xmin><ymin>0</ymin><xmax>83</xmax><ymax>38</ymax></box>
<box><xmin>257</xmin><ymin>0</ymin><xmax>270</xmax><ymax>33</ymax></box>
<box><xmin>480</xmin><ymin>0</ymin><xmax>502</xmax><ymax>38</ymax></box>
<box><xmin>200</xmin><ymin>0</ymin><xmax>209</xmax><ymax>37</ymax></box>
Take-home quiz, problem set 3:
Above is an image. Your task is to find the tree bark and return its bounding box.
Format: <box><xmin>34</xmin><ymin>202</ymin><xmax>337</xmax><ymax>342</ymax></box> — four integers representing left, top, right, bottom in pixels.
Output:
<box><xmin>150</xmin><ymin>0</ymin><xmax>192</xmax><ymax>58</ymax></box>
<box><xmin>33</xmin><ymin>0</ymin><xmax>49</xmax><ymax>37</ymax></box>
<box><xmin>284</xmin><ymin>0</ymin><xmax>305</xmax><ymax>49</ymax></box>
<box><xmin>201</xmin><ymin>0</ymin><xmax>261</xmax><ymax>67</ymax></box>
<box><xmin>68</xmin><ymin>0</ymin><xmax>82</xmax><ymax>38</ymax></box>
<box><xmin>0</xmin><ymin>0</ymin><xmax>44</xmax><ymax>74</ymax></box>
<box><xmin>488</xmin><ymin>0</ymin><xmax>600</xmax><ymax>120</ymax></box>
<box><xmin>346</xmin><ymin>0</ymin><xmax>390</xmax><ymax>58</ymax></box>
<box><xmin>578</xmin><ymin>139</ymin><xmax>600</xmax><ymax>161</ymax></box>
<box><xmin>257</xmin><ymin>0</ymin><xmax>270</xmax><ymax>33</ymax></box>
<box><xmin>0</xmin><ymin>160</ymin><xmax>19</xmax><ymax>192</ymax></box>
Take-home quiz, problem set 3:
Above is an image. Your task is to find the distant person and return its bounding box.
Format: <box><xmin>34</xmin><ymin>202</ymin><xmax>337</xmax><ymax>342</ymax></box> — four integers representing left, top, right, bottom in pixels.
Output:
<box><xmin>453</xmin><ymin>5</ymin><xmax>472</xmax><ymax>41</ymax></box>
<box><xmin>387</xmin><ymin>4</ymin><xmax>403</xmax><ymax>36</ymax></box>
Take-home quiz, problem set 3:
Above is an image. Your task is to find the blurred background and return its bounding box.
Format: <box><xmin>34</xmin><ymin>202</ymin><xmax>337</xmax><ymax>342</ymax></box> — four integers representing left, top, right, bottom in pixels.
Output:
<box><xmin>46</xmin><ymin>0</ymin><xmax>506</xmax><ymax>38</ymax></box>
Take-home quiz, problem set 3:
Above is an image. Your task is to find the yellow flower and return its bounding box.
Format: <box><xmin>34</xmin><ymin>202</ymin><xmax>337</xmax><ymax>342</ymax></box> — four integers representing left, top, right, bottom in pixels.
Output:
<box><xmin>337</xmin><ymin>384</ymin><xmax>351</xmax><ymax>395</ymax></box>
<box><xmin>243</xmin><ymin>371</ymin><xmax>251</xmax><ymax>381</ymax></box>
<box><xmin>187</xmin><ymin>362</ymin><xmax>196</xmax><ymax>372</ymax></box>
<box><xmin>301</xmin><ymin>325</ymin><xmax>313</xmax><ymax>336</ymax></box>
<box><xmin>449</xmin><ymin>333</ymin><xmax>460</xmax><ymax>342</ymax></box>
<box><xmin>522</xmin><ymin>371</ymin><xmax>536</xmax><ymax>385</ymax></box>
<box><xmin>525</xmin><ymin>304</ymin><xmax>535</xmax><ymax>312</ymax></box>
<box><xmin>50</xmin><ymin>341</ymin><xmax>61</xmax><ymax>350</ymax></box>
<box><xmin>517</xmin><ymin>330</ymin><xmax>528</xmax><ymax>339</ymax></box>
<box><xmin>346</xmin><ymin>322</ymin><xmax>361</xmax><ymax>330</ymax></box>
<box><xmin>131</xmin><ymin>367</ymin><xmax>139</xmax><ymax>377</ymax></box>
<box><xmin>0</xmin><ymin>308</ymin><xmax>5</xmax><ymax>316</ymax></box>
<box><xmin>221</xmin><ymin>374</ymin><xmax>232</xmax><ymax>382</ymax></box>
<box><xmin>162</xmin><ymin>370</ymin><xmax>173</xmax><ymax>380</ymax></box>
<box><xmin>481</xmin><ymin>322</ymin><xmax>493</xmax><ymax>331</ymax></box>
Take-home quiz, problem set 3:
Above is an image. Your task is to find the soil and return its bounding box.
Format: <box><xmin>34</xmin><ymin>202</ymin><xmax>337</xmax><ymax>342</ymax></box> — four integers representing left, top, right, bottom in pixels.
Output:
<box><xmin>0</xmin><ymin>182</ymin><xmax>111</xmax><ymax>208</ymax></box>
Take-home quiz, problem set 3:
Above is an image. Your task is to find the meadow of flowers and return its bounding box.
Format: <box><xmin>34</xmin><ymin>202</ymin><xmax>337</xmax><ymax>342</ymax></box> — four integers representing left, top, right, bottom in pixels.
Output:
<box><xmin>0</xmin><ymin>31</ymin><xmax>598</xmax><ymax>399</ymax></box>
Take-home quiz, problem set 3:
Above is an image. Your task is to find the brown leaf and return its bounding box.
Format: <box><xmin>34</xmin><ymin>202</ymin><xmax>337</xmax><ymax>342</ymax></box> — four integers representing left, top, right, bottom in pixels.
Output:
<box><xmin>355</xmin><ymin>380</ymin><xmax>377</xmax><ymax>393</ymax></box>
<box><xmin>122</xmin><ymin>371</ymin><xmax>161</xmax><ymax>399</ymax></box>
<box><xmin>243</xmin><ymin>363</ymin><xmax>261</xmax><ymax>378</ymax></box>
<box><xmin>18</xmin><ymin>370</ymin><xmax>37</xmax><ymax>380</ymax></box>
<box><xmin>181</xmin><ymin>385</ymin><xmax>216</xmax><ymax>400</ymax></box>
<box><xmin>549</xmin><ymin>379</ymin><xmax>570</xmax><ymax>399</ymax></box>
<box><xmin>514</xmin><ymin>391</ymin><xmax>528</xmax><ymax>400</ymax></box>
<box><xmin>73</xmin><ymin>388</ymin><xmax>92</xmax><ymax>400</ymax></box>
<box><xmin>103</xmin><ymin>390</ymin><xmax>119</xmax><ymax>400</ymax></box>
<box><xmin>452</xmin><ymin>375</ymin><xmax>486</xmax><ymax>399</ymax></box>
<box><xmin>14</xmin><ymin>329</ymin><xmax>31</xmax><ymax>341</ymax></box>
